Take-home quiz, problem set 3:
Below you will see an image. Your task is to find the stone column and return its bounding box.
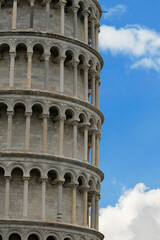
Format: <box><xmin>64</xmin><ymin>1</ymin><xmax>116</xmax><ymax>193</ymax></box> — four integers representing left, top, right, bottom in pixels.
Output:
<box><xmin>83</xmin><ymin>11</ymin><xmax>89</xmax><ymax>44</ymax></box>
<box><xmin>72</xmin><ymin>184</ymin><xmax>77</xmax><ymax>224</ymax></box>
<box><xmin>83</xmin><ymin>126</ymin><xmax>88</xmax><ymax>162</ymax></box>
<box><xmin>95</xmin><ymin>194</ymin><xmax>100</xmax><ymax>230</ymax></box>
<box><xmin>91</xmin><ymin>71</ymin><xmax>96</xmax><ymax>106</ymax></box>
<box><xmin>41</xmin><ymin>178</ymin><xmax>47</xmax><ymax>220</ymax></box>
<box><xmin>72</xmin><ymin>121</ymin><xmax>78</xmax><ymax>158</ymax></box>
<box><xmin>42</xmin><ymin>114</ymin><xmax>49</xmax><ymax>153</ymax></box>
<box><xmin>44</xmin><ymin>53</ymin><xmax>50</xmax><ymax>90</ymax></box>
<box><xmin>25</xmin><ymin>112</ymin><xmax>32</xmax><ymax>152</ymax></box>
<box><xmin>59</xmin><ymin>57</ymin><xmax>65</xmax><ymax>93</ymax></box>
<box><xmin>7</xmin><ymin>111</ymin><xmax>13</xmax><ymax>150</ymax></box>
<box><xmin>91</xmin><ymin>191</ymin><xmax>96</xmax><ymax>228</ymax></box>
<box><xmin>9</xmin><ymin>52</ymin><xmax>16</xmax><ymax>88</ymax></box>
<box><xmin>84</xmin><ymin>65</ymin><xmax>89</xmax><ymax>102</ymax></box>
<box><xmin>95</xmin><ymin>22</ymin><xmax>100</xmax><ymax>52</ymax></box>
<box><xmin>4</xmin><ymin>176</ymin><xmax>11</xmax><ymax>219</ymax></box>
<box><xmin>95</xmin><ymin>132</ymin><xmax>101</xmax><ymax>168</ymax></box>
<box><xmin>83</xmin><ymin>187</ymin><xmax>88</xmax><ymax>226</ymax></box>
<box><xmin>91</xmin><ymin>17</ymin><xmax>96</xmax><ymax>49</ymax></box>
<box><xmin>45</xmin><ymin>0</ymin><xmax>51</xmax><ymax>32</ymax></box>
<box><xmin>29</xmin><ymin>0</ymin><xmax>35</xmax><ymax>29</ymax></box>
<box><xmin>95</xmin><ymin>75</ymin><xmax>100</xmax><ymax>108</ymax></box>
<box><xmin>58</xmin><ymin>117</ymin><xmax>65</xmax><ymax>156</ymax></box>
<box><xmin>12</xmin><ymin>0</ymin><xmax>17</xmax><ymax>31</ymax></box>
<box><xmin>72</xmin><ymin>61</ymin><xmax>79</xmax><ymax>98</ymax></box>
<box><xmin>91</xmin><ymin>130</ymin><xmax>96</xmax><ymax>166</ymax></box>
<box><xmin>57</xmin><ymin>181</ymin><xmax>63</xmax><ymax>222</ymax></box>
<box><xmin>26</xmin><ymin>51</ymin><xmax>33</xmax><ymax>89</ymax></box>
<box><xmin>73</xmin><ymin>6</ymin><xmax>79</xmax><ymax>38</ymax></box>
<box><xmin>60</xmin><ymin>0</ymin><xmax>66</xmax><ymax>35</ymax></box>
<box><xmin>23</xmin><ymin>177</ymin><xmax>29</xmax><ymax>218</ymax></box>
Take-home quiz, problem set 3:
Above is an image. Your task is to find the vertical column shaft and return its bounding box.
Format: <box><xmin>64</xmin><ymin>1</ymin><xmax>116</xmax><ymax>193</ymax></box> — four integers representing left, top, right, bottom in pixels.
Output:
<box><xmin>29</xmin><ymin>0</ymin><xmax>35</xmax><ymax>29</ymax></box>
<box><xmin>57</xmin><ymin>181</ymin><xmax>63</xmax><ymax>222</ymax></box>
<box><xmin>95</xmin><ymin>133</ymin><xmax>101</xmax><ymax>168</ymax></box>
<box><xmin>12</xmin><ymin>0</ymin><xmax>17</xmax><ymax>31</ymax></box>
<box><xmin>23</xmin><ymin>177</ymin><xmax>29</xmax><ymax>218</ymax></box>
<box><xmin>25</xmin><ymin>113</ymin><xmax>31</xmax><ymax>152</ymax></box>
<box><xmin>91</xmin><ymin>192</ymin><xmax>96</xmax><ymax>228</ymax></box>
<box><xmin>44</xmin><ymin>54</ymin><xmax>50</xmax><ymax>90</ymax></box>
<box><xmin>59</xmin><ymin>117</ymin><xmax>65</xmax><ymax>156</ymax></box>
<box><xmin>91</xmin><ymin>131</ymin><xmax>96</xmax><ymax>165</ymax></box>
<box><xmin>60</xmin><ymin>1</ymin><xmax>66</xmax><ymax>35</ymax></box>
<box><xmin>91</xmin><ymin>18</ymin><xmax>96</xmax><ymax>49</ymax></box>
<box><xmin>84</xmin><ymin>12</ymin><xmax>89</xmax><ymax>44</ymax></box>
<box><xmin>5</xmin><ymin>177</ymin><xmax>11</xmax><ymax>218</ymax></box>
<box><xmin>73</xmin><ymin>61</ymin><xmax>78</xmax><ymax>97</ymax></box>
<box><xmin>91</xmin><ymin>72</ymin><xmax>96</xmax><ymax>106</ymax></box>
<box><xmin>26</xmin><ymin>52</ymin><xmax>33</xmax><ymax>89</ymax></box>
<box><xmin>84</xmin><ymin>66</ymin><xmax>89</xmax><ymax>102</ymax></box>
<box><xmin>42</xmin><ymin>115</ymin><xmax>48</xmax><ymax>153</ymax></box>
<box><xmin>73</xmin><ymin>121</ymin><xmax>78</xmax><ymax>158</ymax></box>
<box><xmin>95</xmin><ymin>77</ymin><xmax>100</xmax><ymax>108</ymax></box>
<box><xmin>9</xmin><ymin>52</ymin><xmax>16</xmax><ymax>88</ymax></box>
<box><xmin>7</xmin><ymin>112</ymin><xmax>13</xmax><ymax>150</ymax></box>
<box><xmin>59</xmin><ymin>57</ymin><xmax>65</xmax><ymax>93</ymax></box>
<box><xmin>95</xmin><ymin>23</ymin><xmax>100</xmax><ymax>52</ymax></box>
<box><xmin>45</xmin><ymin>0</ymin><xmax>50</xmax><ymax>31</ymax></box>
<box><xmin>41</xmin><ymin>179</ymin><xmax>47</xmax><ymax>220</ymax></box>
<box><xmin>72</xmin><ymin>185</ymin><xmax>77</xmax><ymax>224</ymax></box>
<box><xmin>73</xmin><ymin>7</ymin><xmax>78</xmax><ymax>38</ymax></box>
<box><xmin>83</xmin><ymin>127</ymin><xmax>88</xmax><ymax>162</ymax></box>
<box><xmin>95</xmin><ymin>195</ymin><xmax>100</xmax><ymax>230</ymax></box>
<box><xmin>83</xmin><ymin>188</ymin><xmax>88</xmax><ymax>226</ymax></box>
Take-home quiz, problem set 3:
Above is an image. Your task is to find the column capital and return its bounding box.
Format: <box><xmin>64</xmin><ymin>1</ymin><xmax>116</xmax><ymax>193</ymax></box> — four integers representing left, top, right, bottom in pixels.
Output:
<box><xmin>5</xmin><ymin>176</ymin><xmax>12</xmax><ymax>181</ymax></box>
<box><xmin>29</xmin><ymin>0</ymin><xmax>35</xmax><ymax>5</ymax></box>
<box><xmin>72</xmin><ymin>60</ymin><xmax>79</xmax><ymax>67</ymax></box>
<box><xmin>27</xmin><ymin>51</ymin><xmax>33</xmax><ymax>57</ymax></box>
<box><xmin>59</xmin><ymin>56</ymin><xmax>66</xmax><ymax>62</ymax></box>
<box><xmin>72</xmin><ymin>5</ymin><xmax>80</xmax><ymax>13</ymax></box>
<box><xmin>7</xmin><ymin>111</ymin><xmax>14</xmax><ymax>117</ymax></box>
<box><xmin>43</xmin><ymin>113</ymin><xmax>49</xmax><ymax>119</ymax></box>
<box><xmin>40</xmin><ymin>178</ymin><xmax>48</xmax><ymax>183</ymax></box>
<box><xmin>89</xmin><ymin>128</ymin><xmax>97</xmax><ymax>135</ymax></box>
<box><xmin>23</xmin><ymin>177</ymin><xmax>30</xmax><ymax>181</ymax></box>
<box><xmin>44</xmin><ymin>53</ymin><xmax>51</xmax><ymax>61</ymax></box>
<box><xmin>25</xmin><ymin>112</ymin><xmax>32</xmax><ymax>118</ymax></box>
<box><xmin>79</xmin><ymin>185</ymin><xmax>89</xmax><ymax>192</ymax></box>
<box><xmin>9</xmin><ymin>52</ymin><xmax>16</xmax><ymax>57</ymax></box>
<box><xmin>59</xmin><ymin>115</ymin><xmax>66</xmax><ymax>122</ymax></box>
<box><xmin>83</xmin><ymin>64</ymin><xmax>90</xmax><ymax>71</ymax></box>
<box><xmin>96</xmin><ymin>130</ymin><xmax>101</xmax><ymax>139</ymax></box>
<box><xmin>59</xmin><ymin>0</ymin><xmax>67</xmax><ymax>6</ymax></box>
<box><xmin>89</xmin><ymin>69</ymin><xmax>97</xmax><ymax>76</ymax></box>
<box><xmin>57</xmin><ymin>179</ymin><xmax>65</xmax><ymax>185</ymax></box>
<box><xmin>71</xmin><ymin>120</ymin><xmax>79</xmax><ymax>126</ymax></box>
<box><xmin>83</xmin><ymin>10</ymin><xmax>89</xmax><ymax>17</ymax></box>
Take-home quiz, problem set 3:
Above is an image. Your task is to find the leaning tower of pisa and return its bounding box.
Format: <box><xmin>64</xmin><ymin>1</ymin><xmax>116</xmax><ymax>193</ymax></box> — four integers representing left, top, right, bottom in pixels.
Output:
<box><xmin>0</xmin><ymin>0</ymin><xmax>104</xmax><ymax>240</ymax></box>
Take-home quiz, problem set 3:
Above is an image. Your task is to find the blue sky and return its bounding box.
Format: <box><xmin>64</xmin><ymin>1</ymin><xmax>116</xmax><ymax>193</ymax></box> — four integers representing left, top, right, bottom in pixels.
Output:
<box><xmin>98</xmin><ymin>0</ymin><xmax>160</xmax><ymax>210</ymax></box>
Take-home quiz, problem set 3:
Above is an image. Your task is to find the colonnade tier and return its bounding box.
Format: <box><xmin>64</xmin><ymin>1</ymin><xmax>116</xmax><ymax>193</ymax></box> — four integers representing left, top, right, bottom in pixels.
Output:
<box><xmin>0</xmin><ymin>91</ymin><xmax>103</xmax><ymax>166</ymax></box>
<box><xmin>0</xmin><ymin>154</ymin><xmax>103</xmax><ymax>229</ymax></box>
<box><xmin>0</xmin><ymin>33</ymin><xmax>103</xmax><ymax>107</ymax></box>
<box><xmin>0</xmin><ymin>0</ymin><xmax>101</xmax><ymax>50</ymax></box>
<box><xmin>0</xmin><ymin>220</ymin><xmax>104</xmax><ymax>240</ymax></box>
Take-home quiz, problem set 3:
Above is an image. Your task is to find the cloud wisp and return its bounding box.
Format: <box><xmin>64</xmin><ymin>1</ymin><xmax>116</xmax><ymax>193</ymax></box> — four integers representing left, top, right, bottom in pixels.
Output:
<box><xmin>99</xmin><ymin>25</ymin><xmax>160</xmax><ymax>71</ymax></box>
<box><xmin>99</xmin><ymin>183</ymin><xmax>160</xmax><ymax>240</ymax></box>
<box><xmin>103</xmin><ymin>5</ymin><xmax>127</xmax><ymax>19</ymax></box>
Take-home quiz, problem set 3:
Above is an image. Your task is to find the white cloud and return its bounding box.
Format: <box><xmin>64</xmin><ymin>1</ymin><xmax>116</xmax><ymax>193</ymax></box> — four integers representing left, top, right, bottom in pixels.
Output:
<box><xmin>131</xmin><ymin>58</ymin><xmax>160</xmax><ymax>71</ymax></box>
<box><xmin>99</xmin><ymin>183</ymin><xmax>160</xmax><ymax>240</ymax></box>
<box><xmin>99</xmin><ymin>25</ymin><xmax>160</xmax><ymax>71</ymax></box>
<box><xmin>103</xmin><ymin>5</ymin><xmax>127</xmax><ymax>19</ymax></box>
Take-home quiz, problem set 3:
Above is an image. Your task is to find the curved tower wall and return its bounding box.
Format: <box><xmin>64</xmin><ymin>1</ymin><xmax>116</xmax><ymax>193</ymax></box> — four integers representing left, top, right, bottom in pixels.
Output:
<box><xmin>0</xmin><ymin>0</ymin><xmax>104</xmax><ymax>240</ymax></box>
